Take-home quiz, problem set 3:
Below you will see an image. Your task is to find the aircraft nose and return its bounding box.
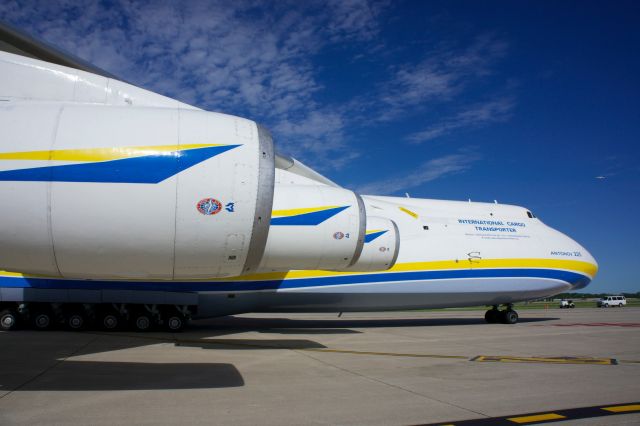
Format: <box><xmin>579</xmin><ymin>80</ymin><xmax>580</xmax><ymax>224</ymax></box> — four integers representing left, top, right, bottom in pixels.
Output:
<box><xmin>583</xmin><ymin>248</ymin><xmax>598</xmax><ymax>270</ymax></box>
<box><xmin>567</xmin><ymin>238</ymin><xmax>598</xmax><ymax>290</ymax></box>
<box><xmin>547</xmin><ymin>226</ymin><xmax>598</xmax><ymax>290</ymax></box>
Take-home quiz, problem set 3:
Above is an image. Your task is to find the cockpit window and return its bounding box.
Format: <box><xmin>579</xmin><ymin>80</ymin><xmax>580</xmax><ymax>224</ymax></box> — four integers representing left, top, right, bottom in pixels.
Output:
<box><xmin>526</xmin><ymin>211</ymin><xmax>536</xmax><ymax>218</ymax></box>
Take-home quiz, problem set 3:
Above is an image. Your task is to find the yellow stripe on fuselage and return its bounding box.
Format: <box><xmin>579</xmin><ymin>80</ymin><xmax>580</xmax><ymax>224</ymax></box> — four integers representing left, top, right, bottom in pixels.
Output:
<box><xmin>392</xmin><ymin>258</ymin><xmax>597</xmax><ymax>276</ymax></box>
<box><xmin>0</xmin><ymin>144</ymin><xmax>222</xmax><ymax>162</ymax></box>
<box><xmin>271</xmin><ymin>206</ymin><xmax>341</xmax><ymax>217</ymax></box>
<box><xmin>219</xmin><ymin>258</ymin><xmax>598</xmax><ymax>282</ymax></box>
<box><xmin>0</xmin><ymin>258</ymin><xmax>597</xmax><ymax>282</ymax></box>
<box><xmin>366</xmin><ymin>229</ymin><xmax>383</xmax><ymax>234</ymax></box>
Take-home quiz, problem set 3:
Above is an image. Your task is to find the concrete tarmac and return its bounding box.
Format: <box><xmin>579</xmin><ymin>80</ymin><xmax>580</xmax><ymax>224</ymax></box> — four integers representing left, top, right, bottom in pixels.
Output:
<box><xmin>1</xmin><ymin>307</ymin><xmax>639</xmax><ymax>425</ymax></box>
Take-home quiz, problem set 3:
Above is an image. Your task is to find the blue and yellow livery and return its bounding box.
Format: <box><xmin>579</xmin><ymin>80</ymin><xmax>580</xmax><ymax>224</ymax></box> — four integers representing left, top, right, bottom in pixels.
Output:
<box><xmin>0</xmin><ymin>144</ymin><xmax>239</xmax><ymax>183</ymax></box>
<box><xmin>0</xmin><ymin>258</ymin><xmax>597</xmax><ymax>293</ymax></box>
<box><xmin>270</xmin><ymin>205</ymin><xmax>350</xmax><ymax>226</ymax></box>
<box><xmin>364</xmin><ymin>229</ymin><xmax>388</xmax><ymax>243</ymax></box>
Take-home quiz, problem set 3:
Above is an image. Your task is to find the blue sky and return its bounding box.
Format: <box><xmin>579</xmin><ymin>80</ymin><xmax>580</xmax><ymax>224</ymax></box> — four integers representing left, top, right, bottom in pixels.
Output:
<box><xmin>1</xmin><ymin>1</ymin><xmax>638</xmax><ymax>293</ymax></box>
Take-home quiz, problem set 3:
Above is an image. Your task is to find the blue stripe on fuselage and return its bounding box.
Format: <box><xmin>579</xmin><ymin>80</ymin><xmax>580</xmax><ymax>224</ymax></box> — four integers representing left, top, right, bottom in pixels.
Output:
<box><xmin>0</xmin><ymin>268</ymin><xmax>590</xmax><ymax>292</ymax></box>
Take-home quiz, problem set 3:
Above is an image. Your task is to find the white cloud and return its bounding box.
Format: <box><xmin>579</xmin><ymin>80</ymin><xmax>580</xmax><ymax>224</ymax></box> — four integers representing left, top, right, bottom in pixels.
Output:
<box><xmin>1</xmin><ymin>2</ymin><xmax>513</xmax><ymax>174</ymax></box>
<box><xmin>272</xmin><ymin>108</ymin><xmax>361</xmax><ymax>169</ymax></box>
<box><xmin>325</xmin><ymin>0</ymin><xmax>389</xmax><ymax>42</ymax></box>
<box><xmin>406</xmin><ymin>97</ymin><xmax>515</xmax><ymax>143</ymax></box>
<box><xmin>355</xmin><ymin>149</ymin><xmax>481</xmax><ymax>195</ymax></box>
<box><xmin>1</xmin><ymin>0</ymin><xmax>389</xmax><ymax>169</ymax></box>
<box><xmin>374</xmin><ymin>34</ymin><xmax>509</xmax><ymax>121</ymax></box>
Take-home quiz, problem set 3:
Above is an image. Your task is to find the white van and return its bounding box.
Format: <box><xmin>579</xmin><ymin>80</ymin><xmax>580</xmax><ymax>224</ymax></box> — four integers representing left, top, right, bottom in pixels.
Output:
<box><xmin>597</xmin><ymin>296</ymin><xmax>626</xmax><ymax>308</ymax></box>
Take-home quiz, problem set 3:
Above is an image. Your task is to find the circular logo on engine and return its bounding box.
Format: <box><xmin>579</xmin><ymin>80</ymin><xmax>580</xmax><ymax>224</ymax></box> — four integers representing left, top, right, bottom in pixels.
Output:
<box><xmin>379</xmin><ymin>247</ymin><xmax>388</xmax><ymax>252</ymax></box>
<box><xmin>333</xmin><ymin>231</ymin><xmax>345</xmax><ymax>240</ymax></box>
<box><xmin>197</xmin><ymin>198</ymin><xmax>222</xmax><ymax>215</ymax></box>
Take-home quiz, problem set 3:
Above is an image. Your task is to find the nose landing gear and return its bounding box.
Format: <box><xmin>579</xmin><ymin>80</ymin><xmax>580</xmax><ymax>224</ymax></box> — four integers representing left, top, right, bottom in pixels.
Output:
<box><xmin>485</xmin><ymin>304</ymin><xmax>519</xmax><ymax>324</ymax></box>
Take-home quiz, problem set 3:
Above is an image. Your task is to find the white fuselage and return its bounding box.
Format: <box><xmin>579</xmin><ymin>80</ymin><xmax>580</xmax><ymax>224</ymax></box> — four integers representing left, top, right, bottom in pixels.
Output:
<box><xmin>188</xmin><ymin>195</ymin><xmax>597</xmax><ymax>317</ymax></box>
<box><xmin>0</xmin><ymin>51</ymin><xmax>598</xmax><ymax>319</ymax></box>
<box><xmin>0</xmin><ymin>194</ymin><xmax>597</xmax><ymax>318</ymax></box>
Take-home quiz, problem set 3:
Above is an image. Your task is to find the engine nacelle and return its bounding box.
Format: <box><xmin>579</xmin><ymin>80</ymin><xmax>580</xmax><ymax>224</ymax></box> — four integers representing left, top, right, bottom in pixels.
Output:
<box><xmin>346</xmin><ymin>216</ymin><xmax>400</xmax><ymax>271</ymax></box>
<box><xmin>0</xmin><ymin>104</ymin><xmax>274</xmax><ymax>279</ymax></box>
<box><xmin>259</xmin><ymin>184</ymin><xmax>366</xmax><ymax>271</ymax></box>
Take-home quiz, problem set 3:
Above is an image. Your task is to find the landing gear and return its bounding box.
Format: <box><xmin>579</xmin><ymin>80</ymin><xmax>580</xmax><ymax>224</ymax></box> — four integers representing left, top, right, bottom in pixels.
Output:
<box><xmin>65</xmin><ymin>307</ymin><xmax>88</xmax><ymax>330</ymax></box>
<box><xmin>484</xmin><ymin>304</ymin><xmax>518</xmax><ymax>324</ymax></box>
<box><xmin>484</xmin><ymin>306</ymin><xmax>500</xmax><ymax>323</ymax></box>
<box><xmin>0</xmin><ymin>308</ymin><xmax>20</xmax><ymax>331</ymax></box>
<box><xmin>0</xmin><ymin>302</ymin><xmax>193</xmax><ymax>332</ymax></box>
<box><xmin>131</xmin><ymin>307</ymin><xmax>154</xmax><ymax>332</ymax></box>
<box><xmin>163</xmin><ymin>307</ymin><xmax>187</xmax><ymax>332</ymax></box>
<box><xmin>97</xmin><ymin>306</ymin><xmax>123</xmax><ymax>331</ymax></box>
<box><xmin>30</xmin><ymin>305</ymin><xmax>55</xmax><ymax>330</ymax></box>
<box><xmin>500</xmin><ymin>309</ymin><xmax>518</xmax><ymax>324</ymax></box>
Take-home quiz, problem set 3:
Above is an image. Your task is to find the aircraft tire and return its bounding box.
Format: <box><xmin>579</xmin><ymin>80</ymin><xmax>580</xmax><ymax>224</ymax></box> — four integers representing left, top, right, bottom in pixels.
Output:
<box><xmin>131</xmin><ymin>309</ymin><xmax>153</xmax><ymax>332</ymax></box>
<box><xmin>164</xmin><ymin>313</ymin><xmax>186</xmax><ymax>332</ymax></box>
<box><xmin>98</xmin><ymin>308</ymin><xmax>122</xmax><ymax>331</ymax></box>
<box><xmin>65</xmin><ymin>309</ymin><xmax>87</xmax><ymax>330</ymax></box>
<box><xmin>484</xmin><ymin>309</ymin><xmax>499</xmax><ymax>323</ymax></box>
<box><xmin>31</xmin><ymin>308</ymin><xmax>54</xmax><ymax>330</ymax></box>
<box><xmin>501</xmin><ymin>310</ymin><xmax>518</xmax><ymax>325</ymax></box>
<box><xmin>0</xmin><ymin>308</ymin><xmax>19</xmax><ymax>331</ymax></box>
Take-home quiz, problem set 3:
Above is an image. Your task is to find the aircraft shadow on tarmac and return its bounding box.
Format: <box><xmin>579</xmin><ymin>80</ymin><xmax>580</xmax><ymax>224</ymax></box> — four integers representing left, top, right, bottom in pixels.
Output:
<box><xmin>17</xmin><ymin>361</ymin><xmax>244</xmax><ymax>391</ymax></box>
<box><xmin>166</xmin><ymin>315</ymin><xmax>559</xmax><ymax>351</ymax></box>
<box><xmin>193</xmin><ymin>315</ymin><xmax>559</xmax><ymax>332</ymax></box>
<box><xmin>0</xmin><ymin>332</ymin><xmax>249</xmax><ymax>392</ymax></box>
<box><xmin>0</xmin><ymin>315</ymin><xmax>559</xmax><ymax>392</ymax></box>
<box><xmin>174</xmin><ymin>337</ymin><xmax>327</xmax><ymax>350</ymax></box>
<box><xmin>0</xmin><ymin>328</ymin><xmax>326</xmax><ymax>392</ymax></box>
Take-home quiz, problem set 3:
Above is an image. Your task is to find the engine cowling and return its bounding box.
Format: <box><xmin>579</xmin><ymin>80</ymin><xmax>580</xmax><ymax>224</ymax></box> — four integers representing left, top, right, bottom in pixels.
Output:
<box><xmin>0</xmin><ymin>104</ymin><xmax>274</xmax><ymax>279</ymax></box>
<box><xmin>258</xmin><ymin>184</ymin><xmax>366</xmax><ymax>271</ymax></box>
<box><xmin>346</xmin><ymin>216</ymin><xmax>400</xmax><ymax>271</ymax></box>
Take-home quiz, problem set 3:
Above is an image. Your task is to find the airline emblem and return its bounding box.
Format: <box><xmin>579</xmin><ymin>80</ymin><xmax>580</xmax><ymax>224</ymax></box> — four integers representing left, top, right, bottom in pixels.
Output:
<box><xmin>197</xmin><ymin>198</ymin><xmax>222</xmax><ymax>215</ymax></box>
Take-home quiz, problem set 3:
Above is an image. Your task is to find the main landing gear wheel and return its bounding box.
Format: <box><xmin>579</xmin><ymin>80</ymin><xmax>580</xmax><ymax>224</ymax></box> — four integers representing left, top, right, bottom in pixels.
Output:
<box><xmin>66</xmin><ymin>309</ymin><xmax>87</xmax><ymax>330</ymax></box>
<box><xmin>131</xmin><ymin>311</ymin><xmax>153</xmax><ymax>332</ymax></box>
<box><xmin>98</xmin><ymin>309</ymin><xmax>122</xmax><ymax>331</ymax></box>
<box><xmin>31</xmin><ymin>308</ymin><xmax>54</xmax><ymax>330</ymax></box>
<box><xmin>164</xmin><ymin>310</ymin><xmax>187</xmax><ymax>332</ymax></box>
<box><xmin>0</xmin><ymin>308</ymin><xmax>19</xmax><ymax>331</ymax></box>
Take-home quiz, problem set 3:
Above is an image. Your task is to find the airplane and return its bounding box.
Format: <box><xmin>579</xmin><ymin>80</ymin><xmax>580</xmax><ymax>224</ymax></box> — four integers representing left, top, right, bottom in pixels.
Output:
<box><xmin>0</xmin><ymin>22</ymin><xmax>597</xmax><ymax>332</ymax></box>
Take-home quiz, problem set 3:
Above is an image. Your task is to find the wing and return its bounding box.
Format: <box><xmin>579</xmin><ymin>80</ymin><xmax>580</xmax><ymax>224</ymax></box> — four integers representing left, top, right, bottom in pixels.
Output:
<box><xmin>0</xmin><ymin>20</ymin><xmax>339</xmax><ymax>188</ymax></box>
<box><xmin>0</xmin><ymin>20</ymin><xmax>119</xmax><ymax>80</ymax></box>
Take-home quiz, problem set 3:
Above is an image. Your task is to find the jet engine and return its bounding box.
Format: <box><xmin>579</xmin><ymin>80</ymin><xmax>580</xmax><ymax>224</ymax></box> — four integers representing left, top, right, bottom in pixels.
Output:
<box><xmin>347</xmin><ymin>216</ymin><xmax>400</xmax><ymax>272</ymax></box>
<box><xmin>258</xmin><ymin>184</ymin><xmax>366</xmax><ymax>271</ymax></box>
<box><xmin>0</xmin><ymin>103</ymin><xmax>400</xmax><ymax>280</ymax></box>
<box><xmin>0</xmin><ymin>104</ymin><xmax>274</xmax><ymax>279</ymax></box>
